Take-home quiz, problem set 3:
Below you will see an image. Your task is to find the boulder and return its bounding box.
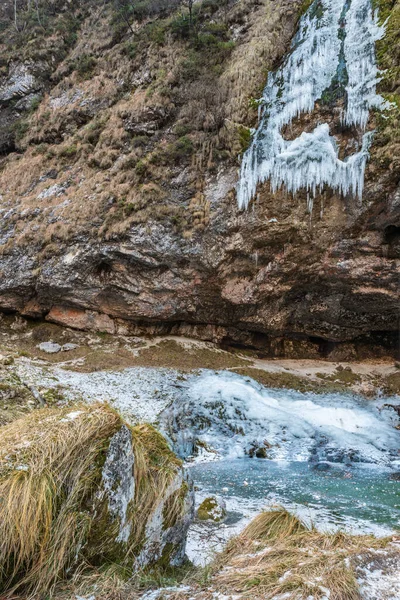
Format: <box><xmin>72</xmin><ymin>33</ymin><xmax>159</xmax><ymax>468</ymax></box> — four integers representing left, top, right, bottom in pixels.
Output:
<box><xmin>0</xmin><ymin>404</ymin><xmax>194</xmax><ymax>596</ymax></box>
<box><xmin>197</xmin><ymin>496</ymin><xmax>227</xmax><ymax>522</ymax></box>
<box><xmin>37</xmin><ymin>341</ymin><xmax>62</xmax><ymax>354</ymax></box>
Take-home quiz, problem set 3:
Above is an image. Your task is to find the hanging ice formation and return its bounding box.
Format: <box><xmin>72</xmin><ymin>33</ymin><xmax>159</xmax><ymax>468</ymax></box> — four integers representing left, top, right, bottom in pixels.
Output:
<box><xmin>237</xmin><ymin>0</ymin><xmax>390</xmax><ymax>209</ymax></box>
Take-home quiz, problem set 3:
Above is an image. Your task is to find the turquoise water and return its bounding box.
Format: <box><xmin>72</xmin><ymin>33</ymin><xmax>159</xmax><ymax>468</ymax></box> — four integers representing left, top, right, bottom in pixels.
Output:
<box><xmin>191</xmin><ymin>458</ymin><xmax>400</xmax><ymax>532</ymax></box>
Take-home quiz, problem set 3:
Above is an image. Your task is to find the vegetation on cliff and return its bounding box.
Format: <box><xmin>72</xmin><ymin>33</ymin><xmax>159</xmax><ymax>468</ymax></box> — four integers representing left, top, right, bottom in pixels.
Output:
<box><xmin>0</xmin><ymin>0</ymin><xmax>302</xmax><ymax>253</ymax></box>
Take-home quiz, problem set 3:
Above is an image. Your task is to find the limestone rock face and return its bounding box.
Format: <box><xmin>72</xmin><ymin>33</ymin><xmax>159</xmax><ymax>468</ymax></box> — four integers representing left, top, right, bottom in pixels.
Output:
<box><xmin>101</xmin><ymin>424</ymin><xmax>136</xmax><ymax>544</ymax></box>
<box><xmin>0</xmin><ymin>62</ymin><xmax>45</xmax><ymax>152</ymax></box>
<box><xmin>136</xmin><ymin>469</ymin><xmax>195</xmax><ymax>568</ymax></box>
<box><xmin>0</xmin><ymin>0</ymin><xmax>398</xmax><ymax>358</ymax></box>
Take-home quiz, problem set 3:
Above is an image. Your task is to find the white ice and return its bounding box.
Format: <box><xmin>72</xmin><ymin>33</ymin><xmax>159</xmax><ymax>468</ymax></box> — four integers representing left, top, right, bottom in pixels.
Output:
<box><xmin>237</xmin><ymin>0</ymin><xmax>389</xmax><ymax>208</ymax></box>
<box><xmin>163</xmin><ymin>371</ymin><xmax>399</xmax><ymax>467</ymax></box>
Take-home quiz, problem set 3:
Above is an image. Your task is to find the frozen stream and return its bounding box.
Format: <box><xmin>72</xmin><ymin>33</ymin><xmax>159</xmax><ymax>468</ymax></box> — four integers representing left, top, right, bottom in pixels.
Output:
<box><xmin>15</xmin><ymin>363</ymin><xmax>400</xmax><ymax>559</ymax></box>
<box><xmin>158</xmin><ymin>371</ymin><xmax>400</xmax><ymax>560</ymax></box>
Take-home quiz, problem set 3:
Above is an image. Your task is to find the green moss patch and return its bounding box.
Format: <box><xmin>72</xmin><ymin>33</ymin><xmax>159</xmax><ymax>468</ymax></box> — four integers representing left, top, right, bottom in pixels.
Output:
<box><xmin>197</xmin><ymin>496</ymin><xmax>226</xmax><ymax>522</ymax></box>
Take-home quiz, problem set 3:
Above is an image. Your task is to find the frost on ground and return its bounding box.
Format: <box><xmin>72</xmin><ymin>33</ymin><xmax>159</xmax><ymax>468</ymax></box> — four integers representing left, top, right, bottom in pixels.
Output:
<box><xmin>14</xmin><ymin>362</ymin><xmax>182</xmax><ymax>423</ymax></box>
<box><xmin>356</xmin><ymin>546</ymin><xmax>400</xmax><ymax>600</ymax></box>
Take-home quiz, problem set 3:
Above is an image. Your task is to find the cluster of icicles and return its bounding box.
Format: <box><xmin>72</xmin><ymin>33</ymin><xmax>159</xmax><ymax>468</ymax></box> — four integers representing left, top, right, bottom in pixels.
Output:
<box><xmin>237</xmin><ymin>0</ymin><xmax>390</xmax><ymax>209</ymax></box>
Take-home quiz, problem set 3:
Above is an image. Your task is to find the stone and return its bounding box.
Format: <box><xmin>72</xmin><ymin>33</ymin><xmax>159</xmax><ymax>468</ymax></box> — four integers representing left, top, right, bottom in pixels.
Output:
<box><xmin>10</xmin><ymin>317</ymin><xmax>27</xmax><ymax>331</ymax></box>
<box><xmin>46</xmin><ymin>306</ymin><xmax>115</xmax><ymax>334</ymax></box>
<box><xmin>197</xmin><ymin>496</ymin><xmax>227</xmax><ymax>522</ymax></box>
<box><xmin>101</xmin><ymin>425</ymin><xmax>135</xmax><ymax>543</ymax></box>
<box><xmin>61</xmin><ymin>343</ymin><xmax>79</xmax><ymax>352</ymax></box>
<box><xmin>37</xmin><ymin>342</ymin><xmax>62</xmax><ymax>354</ymax></box>
<box><xmin>255</xmin><ymin>447</ymin><xmax>268</xmax><ymax>459</ymax></box>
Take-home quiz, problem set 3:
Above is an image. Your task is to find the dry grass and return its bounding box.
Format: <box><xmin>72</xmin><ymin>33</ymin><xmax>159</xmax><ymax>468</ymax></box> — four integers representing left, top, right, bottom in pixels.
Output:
<box><xmin>0</xmin><ymin>400</ymin><xmax>188</xmax><ymax>598</ymax></box>
<box><xmin>128</xmin><ymin>423</ymin><xmax>183</xmax><ymax>556</ymax></box>
<box><xmin>207</xmin><ymin>508</ymin><xmax>389</xmax><ymax>600</ymax></box>
<box><xmin>0</xmin><ymin>0</ymin><xmax>305</xmax><ymax>254</ymax></box>
<box><xmin>65</xmin><ymin>508</ymin><xmax>396</xmax><ymax>600</ymax></box>
<box><xmin>0</xmin><ymin>403</ymin><xmax>121</xmax><ymax>597</ymax></box>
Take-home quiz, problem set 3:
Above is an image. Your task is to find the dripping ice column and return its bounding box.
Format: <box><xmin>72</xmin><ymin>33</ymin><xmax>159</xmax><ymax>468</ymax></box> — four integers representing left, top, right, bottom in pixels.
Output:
<box><xmin>236</xmin><ymin>0</ymin><xmax>389</xmax><ymax>207</ymax></box>
<box><xmin>237</xmin><ymin>0</ymin><xmax>344</xmax><ymax>209</ymax></box>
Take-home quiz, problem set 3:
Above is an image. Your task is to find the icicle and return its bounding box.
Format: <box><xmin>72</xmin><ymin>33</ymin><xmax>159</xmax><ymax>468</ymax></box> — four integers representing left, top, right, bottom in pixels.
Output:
<box><xmin>344</xmin><ymin>0</ymin><xmax>390</xmax><ymax>128</ymax></box>
<box><xmin>307</xmin><ymin>192</ymin><xmax>314</xmax><ymax>214</ymax></box>
<box><xmin>237</xmin><ymin>0</ymin><xmax>389</xmax><ymax>211</ymax></box>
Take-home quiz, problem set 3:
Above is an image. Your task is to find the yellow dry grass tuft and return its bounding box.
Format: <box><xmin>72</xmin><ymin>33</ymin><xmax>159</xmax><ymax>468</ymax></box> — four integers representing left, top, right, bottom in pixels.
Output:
<box><xmin>128</xmin><ymin>423</ymin><xmax>183</xmax><ymax>556</ymax></box>
<box><xmin>0</xmin><ymin>403</ymin><xmax>188</xmax><ymax>599</ymax></box>
<box><xmin>209</xmin><ymin>508</ymin><xmax>390</xmax><ymax>600</ymax></box>
<box><xmin>0</xmin><ymin>403</ymin><xmax>121</xmax><ymax>597</ymax></box>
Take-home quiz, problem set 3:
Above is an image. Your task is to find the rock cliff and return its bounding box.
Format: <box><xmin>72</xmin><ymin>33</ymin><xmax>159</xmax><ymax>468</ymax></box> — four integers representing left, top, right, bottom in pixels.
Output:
<box><xmin>0</xmin><ymin>0</ymin><xmax>398</xmax><ymax>358</ymax></box>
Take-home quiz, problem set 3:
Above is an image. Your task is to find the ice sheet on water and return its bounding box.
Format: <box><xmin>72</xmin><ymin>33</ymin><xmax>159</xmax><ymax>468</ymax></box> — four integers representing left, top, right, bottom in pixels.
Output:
<box><xmin>160</xmin><ymin>371</ymin><xmax>399</xmax><ymax>468</ymax></box>
<box><xmin>237</xmin><ymin>0</ymin><xmax>390</xmax><ymax>208</ymax></box>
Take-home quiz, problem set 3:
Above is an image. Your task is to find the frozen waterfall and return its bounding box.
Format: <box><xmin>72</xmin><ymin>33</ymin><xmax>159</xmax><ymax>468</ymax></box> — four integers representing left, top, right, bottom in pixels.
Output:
<box><xmin>237</xmin><ymin>0</ymin><xmax>389</xmax><ymax>209</ymax></box>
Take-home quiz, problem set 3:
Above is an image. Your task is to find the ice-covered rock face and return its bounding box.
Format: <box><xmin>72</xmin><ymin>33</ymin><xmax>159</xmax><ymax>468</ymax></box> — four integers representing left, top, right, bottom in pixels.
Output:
<box><xmin>160</xmin><ymin>371</ymin><xmax>400</xmax><ymax>469</ymax></box>
<box><xmin>237</xmin><ymin>0</ymin><xmax>389</xmax><ymax>208</ymax></box>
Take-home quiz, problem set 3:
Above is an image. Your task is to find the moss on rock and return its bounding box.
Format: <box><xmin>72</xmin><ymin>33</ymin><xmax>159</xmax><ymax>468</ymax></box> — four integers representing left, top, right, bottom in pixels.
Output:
<box><xmin>197</xmin><ymin>496</ymin><xmax>227</xmax><ymax>522</ymax></box>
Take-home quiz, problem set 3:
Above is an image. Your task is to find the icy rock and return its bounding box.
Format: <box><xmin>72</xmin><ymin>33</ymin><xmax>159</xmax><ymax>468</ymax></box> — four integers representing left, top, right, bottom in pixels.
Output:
<box><xmin>160</xmin><ymin>371</ymin><xmax>399</xmax><ymax>467</ymax></box>
<box><xmin>237</xmin><ymin>0</ymin><xmax>390</xmax><ymax>208</ymax></box>
<box><xmin>37</xmin><ymin>342</ymin><xmax>62</xmax><ymax>354</ymax></box>
<box><xmin>197</xmin><ymin>496</ymin><xmax>227</xmax><ymax>522</ymax></box>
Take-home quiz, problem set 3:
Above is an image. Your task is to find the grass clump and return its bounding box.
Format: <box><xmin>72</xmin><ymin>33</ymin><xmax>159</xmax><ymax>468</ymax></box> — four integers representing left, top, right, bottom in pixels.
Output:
<box><xmin>0</xmin><ymin>403</ymin><xmax>121</xmax><ymax>597</ymax></box>
<box><xmin>209</xmin><ymin>508</ymin><xmax>390</xmax><ymax>600</ymax></box>
<box><xmin>0</xmin><ymin>404</ymin><xmax>189</xmax><ymax>598</ymax></box>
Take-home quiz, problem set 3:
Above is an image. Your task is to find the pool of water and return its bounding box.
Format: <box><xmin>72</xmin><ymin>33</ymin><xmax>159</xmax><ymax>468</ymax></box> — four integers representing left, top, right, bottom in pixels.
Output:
<box><xmin>190</xmin><ymin>458</ymin><xmax>400</xmax><ymax>533</ymax></box>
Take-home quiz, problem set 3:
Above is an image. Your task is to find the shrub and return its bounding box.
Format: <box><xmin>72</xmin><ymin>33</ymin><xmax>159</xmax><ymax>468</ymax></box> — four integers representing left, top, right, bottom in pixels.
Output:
<box><xmin>12</xmin><ymin>119</ymin><xmax>29</xmax><ymax>141</ymax></box>
<box><xmin>169</xmin><ymin>135</ymin><xmax>194</xmax><ymax>162</ymax></box>
<box><xmin>170</xmin><ymin>14</ymin><xmax>190</xmax><ymax>38</ymax></box>
<box><xmin>59</xmin><ymin>144</ymin><xmax>78</xmax><ymax>158</ymax></box>
<box><xmin>179</xmin><ymin>51</ymin><xmax>202</xmax><ymax>81</ymax></box>
<box><xmin>75</xmin><ymin>54</ymin><xmax>97</xmax><ymax>78</ymax></box>
<box><xmin>135</xmin><ymin>159</ymin><xmax>149</xmax><ymax>179</ymax></box>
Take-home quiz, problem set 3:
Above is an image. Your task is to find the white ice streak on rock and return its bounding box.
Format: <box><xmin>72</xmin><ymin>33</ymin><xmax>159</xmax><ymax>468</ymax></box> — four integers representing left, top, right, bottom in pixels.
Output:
<box><xmin>237</xmin><ymin>0</ymin><xmax>389</xmax><ymax>207</ymax></box>
<box><xmin>101</xmin><ymin>425</ymin><xmax>135</xmax><ymax>543</ymax></box>
<box><xmin>344</xmin><ymin>0</ymin><xmax>390</xmax><ymax>128</ymax></box>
